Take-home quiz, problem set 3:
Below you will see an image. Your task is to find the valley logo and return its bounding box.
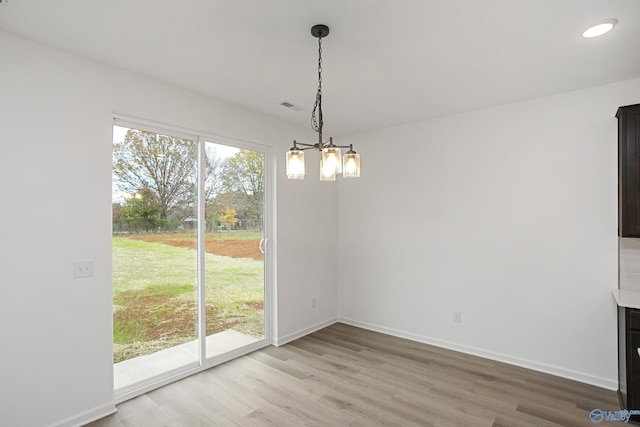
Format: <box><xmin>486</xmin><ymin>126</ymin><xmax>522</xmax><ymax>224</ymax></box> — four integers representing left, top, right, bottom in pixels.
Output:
<box><xmin>590</xmin><ymin>408</ymin><xmax>640</xmax><ymax>423</ymax></box>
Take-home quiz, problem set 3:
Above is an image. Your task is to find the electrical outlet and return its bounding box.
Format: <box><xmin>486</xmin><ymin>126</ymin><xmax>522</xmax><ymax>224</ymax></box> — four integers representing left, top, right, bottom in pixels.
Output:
<box><xmin>73</xmin><ymin>261</ymin><xmax>94</xmax><ymax>279</ymax></box>
<box><xmin>453</xmin><ymin>312</ymin><xmax>462</xmax><ymax>323</ymax></box>
<box><xmin>312</xmin><ymin>297</ymin><xmax>317</xmax><ymax>308</ymax></box>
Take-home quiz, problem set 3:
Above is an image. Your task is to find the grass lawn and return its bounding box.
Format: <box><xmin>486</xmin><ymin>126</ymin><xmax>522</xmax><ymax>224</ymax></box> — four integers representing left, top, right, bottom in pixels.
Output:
<box><xmin>113</xmin><ymin>236</ymin><xmax>264</xmax><ymax>363</ymax></box>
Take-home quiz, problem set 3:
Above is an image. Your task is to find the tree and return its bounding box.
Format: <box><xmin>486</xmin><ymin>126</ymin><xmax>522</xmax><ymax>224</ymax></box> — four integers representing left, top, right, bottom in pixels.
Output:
<box><xmin>204</xmin><ymin>145</ymin><xmax>224</xmax><ymax>202</ymax></box>
<box><xmin>220</xmin><ymin>150</ymin><xmax>264</xmax><ymax>229</ymax></box>
<box><xmin>119</xmin><ymin>186</ymin><xmax>165</xmax><ymax>231</ymax></box>
<box><xmin>204</xmin><ymin>145</ymin><xmax>224</xmax><ymax>231</ymax></box>
<box><xmin>113</xmin><ymin>129</ymin><xmax>197</xmax><ymax>220</ymax></box>
<box><xmin>219</xmin><ymin>207</ymin><xmax>238</xmax><ymax>231</ymax></box>
<box><xmin>112</xmin><ymin>202</ymin><xmax>124</xmax><ymax>233</ymax></box>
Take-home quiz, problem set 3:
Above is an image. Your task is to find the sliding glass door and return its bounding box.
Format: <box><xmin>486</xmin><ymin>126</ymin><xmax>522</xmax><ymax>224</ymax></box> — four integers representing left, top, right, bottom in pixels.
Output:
<box><xmin>112</xmin><ymin>121</ymin><xmax>269</xmax><ymax>395</ymax></box>
<box><xmin>202</xmin><ymin>141</ymin><xmax>265</xmax><ymax>359</ymax></box>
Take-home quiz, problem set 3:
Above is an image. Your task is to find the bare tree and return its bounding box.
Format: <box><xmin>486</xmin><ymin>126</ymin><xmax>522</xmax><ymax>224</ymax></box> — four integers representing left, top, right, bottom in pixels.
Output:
<box><xmin>113</xmin><ymin>129</ymin><xmax>197</xmax><ymax>219</ymax></box>
<box><xmin>220</xmin><ymin>150</ymin><xmax>264</xmax><ymax>229</ymax></box>
<box><xmin>204</xmin><ymin>145</ymin><xmax>224</xmax><ymax>202</ymax></box>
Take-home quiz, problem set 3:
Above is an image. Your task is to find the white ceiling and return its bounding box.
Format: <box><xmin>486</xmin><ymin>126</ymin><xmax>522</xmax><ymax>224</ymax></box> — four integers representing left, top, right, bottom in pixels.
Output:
<box><xmin>1</xmin><ymin>0</ymin><xmax>639</xmax><ymax>136</ymax></box>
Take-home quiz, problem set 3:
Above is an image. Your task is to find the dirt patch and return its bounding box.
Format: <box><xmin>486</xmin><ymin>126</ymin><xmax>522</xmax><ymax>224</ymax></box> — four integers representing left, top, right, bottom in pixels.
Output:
<box><xmin>115</xmin><ymin>291</ymin><xmax>241</xmax><ymax>341</ymax></box>
<box><xmin>245</xmin><ymin>301</ymin><xmax>264</xmax><ymax>310</ymax></box>
<box><xmin>124</xmin><ymin>233</ymin><xmax>263</xmax><ymax>261</ymax></box>
<box><xmin>114</xmin><ymin>292</ymin><xmax>198</xmax><ymax>342</ymax></box>
<box><xmin>113</xmin><ymin>288</ymin><xmax>262</xmax><ymax>363</ymax></box>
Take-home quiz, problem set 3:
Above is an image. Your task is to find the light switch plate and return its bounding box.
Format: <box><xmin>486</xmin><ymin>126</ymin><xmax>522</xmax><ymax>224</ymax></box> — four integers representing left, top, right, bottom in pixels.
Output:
<box><xmin>73</xmin><ymin>261</ymin><xmax>94</xmax><ymax>278</ymax></box>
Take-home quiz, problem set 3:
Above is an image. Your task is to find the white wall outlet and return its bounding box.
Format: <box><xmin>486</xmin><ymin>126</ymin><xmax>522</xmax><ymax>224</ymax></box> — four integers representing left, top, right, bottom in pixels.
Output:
<box><xmin>73</xmin><ymin>261</ymin><xmax>94</xmax><ymax>279</ymax></box>
<box><xmin>312</xmin><ymin>297</ymin><xmax>317</xmax><ymax>308</ymax></box>
<box><xmin>453</xmin><ymin>312</ymin><xmax>462</xmax><ymax>323</ymax></box>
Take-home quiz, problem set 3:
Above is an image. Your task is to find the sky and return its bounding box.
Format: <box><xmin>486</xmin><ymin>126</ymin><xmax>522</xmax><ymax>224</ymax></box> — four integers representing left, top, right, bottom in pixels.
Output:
<box><xmin>112</xmin><ymin>125</ymin><xmax>240</xmax><ymax>203</ymax></box>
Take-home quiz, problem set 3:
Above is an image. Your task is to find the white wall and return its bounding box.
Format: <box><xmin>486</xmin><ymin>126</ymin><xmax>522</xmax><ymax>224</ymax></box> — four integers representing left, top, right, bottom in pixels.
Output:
<box><xmin>337</xmin><ymin>77</ymin><xmax>640</xmax><ymax>389</ymax></box>
<box><xmin>0</xmin><ymin>30</ymin><xmax>337</xmax><ymax>427</ymax></box>
<box><xmin>275</xmin><ymin>151</ymin><xmax>339</xmax><ymax>344</ymax></box>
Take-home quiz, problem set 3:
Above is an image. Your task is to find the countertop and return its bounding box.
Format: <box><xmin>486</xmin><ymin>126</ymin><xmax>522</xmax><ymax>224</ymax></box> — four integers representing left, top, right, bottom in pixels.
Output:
<box><xmin>612</xmin><ymin>289</ymin><xmax>640</xmax><ymax>309</ymax></box>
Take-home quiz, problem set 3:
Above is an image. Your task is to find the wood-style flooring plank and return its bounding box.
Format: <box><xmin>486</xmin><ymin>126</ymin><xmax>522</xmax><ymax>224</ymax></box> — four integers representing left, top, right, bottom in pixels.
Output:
<box><xmin>87</xmin><ymin>323</ymin><xmax>618</xmax><ymax>426</ymax></box>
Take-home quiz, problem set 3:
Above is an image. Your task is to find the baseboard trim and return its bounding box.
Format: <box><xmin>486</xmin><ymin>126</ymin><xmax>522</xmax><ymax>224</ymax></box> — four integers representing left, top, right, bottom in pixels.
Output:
<box><xmin>50</xmin><ymin>402</ymin><xmax>116</xmax><ymax>427</ymax></box>
<box><xmin>274</xmin><ymin>317</ymin><xmax>339</xmax><ymax>346</ymax></box>
<box><xmin>338</xmin><ymin>316</ymin><xmax>618</xmax><ymax>391</ymax></box>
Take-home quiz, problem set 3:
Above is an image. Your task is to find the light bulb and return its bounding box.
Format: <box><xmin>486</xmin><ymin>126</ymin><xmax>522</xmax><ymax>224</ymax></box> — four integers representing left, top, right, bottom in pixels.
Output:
<box><xmin>320</xmin><ymin>158</ymin><xmax>336</xmax><ymax>181</ymax></box>
<box><xmin>322</xmin><ymin>146</ymin><xmax>342</xmax><ymax>174</ymax></box>
<box><xmin>342</xmin><ymin>152</ymin><xmax>360</xmax><ymax>178</ymax></box>
<box><xmin>286</xmin><ymin>150</ymin><xmax>305</xmax><ymax>179</ymax></box>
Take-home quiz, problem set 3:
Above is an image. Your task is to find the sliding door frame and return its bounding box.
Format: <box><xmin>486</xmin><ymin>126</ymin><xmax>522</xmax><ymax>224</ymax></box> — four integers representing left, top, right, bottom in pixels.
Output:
<box><xmin>112</xmin><ymin>115</ymin><xmax>273</xmax><ymax>403</ymax></box>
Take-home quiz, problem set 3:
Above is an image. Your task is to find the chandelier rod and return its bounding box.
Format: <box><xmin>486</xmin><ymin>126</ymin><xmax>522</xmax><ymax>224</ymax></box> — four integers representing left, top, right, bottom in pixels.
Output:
<box><xmin>311</xmin><ymin>25</ymin><xmax>327</xmax><ymax>149</ymax></box>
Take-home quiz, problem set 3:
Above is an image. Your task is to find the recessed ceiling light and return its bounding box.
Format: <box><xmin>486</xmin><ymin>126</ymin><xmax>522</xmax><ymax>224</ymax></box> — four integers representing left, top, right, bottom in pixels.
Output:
<box><xmin>582</xmin><ymin>19</ymin><xmax>618</xmax><ymax>38</ymax></box>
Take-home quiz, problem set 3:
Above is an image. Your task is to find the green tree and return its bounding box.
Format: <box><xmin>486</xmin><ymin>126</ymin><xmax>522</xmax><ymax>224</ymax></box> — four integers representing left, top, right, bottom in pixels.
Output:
<box><xmin>220</xmin><ymin>150</ymin><xmax>264</xmax><ymax>229</ymax></box>
<box><xmin>119</xmin><ymin>187</ymin><xmax>165</xmax><ymax>231</ymax></box>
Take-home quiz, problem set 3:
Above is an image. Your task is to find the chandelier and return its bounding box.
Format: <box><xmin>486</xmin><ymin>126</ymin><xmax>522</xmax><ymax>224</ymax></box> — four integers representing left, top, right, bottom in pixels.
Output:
<box><xmin>286</xmin><ymin>25</ymin><xmax>360</xmax><ymax>181</ymax></box>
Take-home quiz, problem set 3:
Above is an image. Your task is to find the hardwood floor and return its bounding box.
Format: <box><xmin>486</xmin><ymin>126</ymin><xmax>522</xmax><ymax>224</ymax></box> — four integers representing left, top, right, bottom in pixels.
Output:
<box><xmin>88</xmin><ymin>323</ymin><xmax>619</xmax><ymax>426</ymax></box>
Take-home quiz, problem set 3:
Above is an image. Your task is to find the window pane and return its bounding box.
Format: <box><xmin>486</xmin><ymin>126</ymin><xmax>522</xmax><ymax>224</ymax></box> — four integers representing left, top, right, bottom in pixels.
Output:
<box><xmin>112</xmin><ymin>125</ymin><xmax>198</xmax><ymax>389</ymax></box>
<box><xmin>203</xmin><ymin>142</ymin><xmax>265</xmax><ymax>358</ymax></box>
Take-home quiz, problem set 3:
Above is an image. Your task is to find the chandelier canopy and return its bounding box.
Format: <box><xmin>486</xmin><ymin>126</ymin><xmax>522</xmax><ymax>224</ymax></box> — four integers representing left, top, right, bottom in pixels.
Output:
<box><xmin>286</xmin><ymin>25</ymin><xmax>360</xmax><ymax>181</ymax></box>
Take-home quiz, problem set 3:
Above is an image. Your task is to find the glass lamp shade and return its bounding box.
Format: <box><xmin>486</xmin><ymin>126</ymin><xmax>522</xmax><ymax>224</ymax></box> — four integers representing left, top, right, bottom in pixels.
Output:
<box><xmin>286</xmin><ymin>149</ymin><xmax>305</xmax><ymax>179</ymax></box>
<box><xmin>321</xmin><ymin>146</ymin><xmax>342</xmax><ymax>174</ymax></box>
<box><xmin>343</xmin><ymin>152</ymin><xmax>360</xmax><ymax>178</ymax></box>
<box><xmin>319</xmin><ymin>158</ymin><xmax>336</xmax><ymax>181</ymax></box>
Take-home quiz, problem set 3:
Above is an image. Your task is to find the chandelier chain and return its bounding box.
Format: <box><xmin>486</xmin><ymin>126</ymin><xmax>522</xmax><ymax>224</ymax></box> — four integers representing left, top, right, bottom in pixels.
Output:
<box><xmin>311</xmin><ymin>36</ymin><xmax>323</xmax><ymax>136</ymax></box>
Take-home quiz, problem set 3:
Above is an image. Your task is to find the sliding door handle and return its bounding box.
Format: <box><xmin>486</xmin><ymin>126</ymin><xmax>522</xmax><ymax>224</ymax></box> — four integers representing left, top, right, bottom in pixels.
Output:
<box><xmin>259</xmin><ymin>238</ymin><xmax>267</xmax><ymax>255</ymax></box>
